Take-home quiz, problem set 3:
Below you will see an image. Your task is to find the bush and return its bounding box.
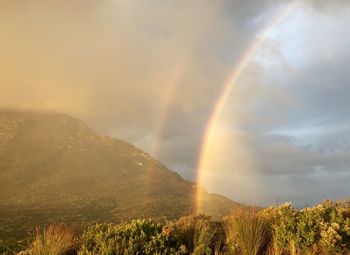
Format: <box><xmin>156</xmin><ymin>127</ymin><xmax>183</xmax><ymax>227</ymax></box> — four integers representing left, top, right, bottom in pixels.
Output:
<box><xmin>78</xmin><ymin>219</ymin><xmax>185</xmax><ymax>255</ymax></box>
<box><xmin>4</xmin><ymin>200</ymin><xmax>349</xmax><ymax>255</ymax></box>
<box><xmin>261</xmin><ymin>200</ymin><xmax>350</xmax><ymax>254</ymax></box>
<box><xmin>0</xmin><ymin>238</ymin><xmax>32</xmax><ymax>255</ymax></box>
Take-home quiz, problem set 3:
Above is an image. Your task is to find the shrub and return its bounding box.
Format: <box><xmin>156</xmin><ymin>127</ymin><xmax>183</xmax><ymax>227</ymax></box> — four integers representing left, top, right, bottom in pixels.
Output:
<box><xmin>78</xmin><ymin>219</ymin><xmax>184</xmax><ymax>255</ymax></box>
<box><xmin>0</xmin><ymin>238</ymin><xmax>32</xmax><ymax>255</ymax></box>
<box><xmin>224</xmin><ymin>208</ymin><xmax>271</xmax><ymax>255</ymax></box>
<box><xmin>261</xmin><ymin>200</ymin><xmax>350</xmax><ymax>254</ymax></box>
<box><xmin>3</xmin><ymin>200</ymin><xmax>349</xmax><ymax>255</ymax></box>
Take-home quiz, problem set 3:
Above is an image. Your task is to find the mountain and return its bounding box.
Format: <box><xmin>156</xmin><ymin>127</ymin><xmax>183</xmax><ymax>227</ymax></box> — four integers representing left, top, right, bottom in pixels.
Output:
<box><xmin>0</xmin><ymin>110</ymin><xmax>239</xmax><ymax>239</ymax></box>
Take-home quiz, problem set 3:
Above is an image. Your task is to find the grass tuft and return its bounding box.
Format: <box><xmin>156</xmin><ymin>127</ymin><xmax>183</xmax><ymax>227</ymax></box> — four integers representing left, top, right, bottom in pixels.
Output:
<box><xmin>225</xmin><ymin>208</ymin><xmax>271</xmax><ymax>255</ymax></box>
<box><xmin>28</xmin><ymin>225</ymin><xmax>75</xmax><ymax>255</ymax></box>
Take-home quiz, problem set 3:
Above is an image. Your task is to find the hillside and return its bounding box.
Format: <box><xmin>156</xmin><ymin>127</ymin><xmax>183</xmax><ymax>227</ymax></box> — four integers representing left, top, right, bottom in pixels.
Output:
<box><xmin>0</xmin><ymin>110</ymin><xmax>238</xmax><ymax>239</ymax></box>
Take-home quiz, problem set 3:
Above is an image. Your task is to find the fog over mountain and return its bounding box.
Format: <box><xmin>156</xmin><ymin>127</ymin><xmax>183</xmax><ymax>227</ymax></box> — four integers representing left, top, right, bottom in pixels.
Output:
<box><xmin>0</xmin><ymin>110</ymin><xmax>239</xmax><ymax>238</ymax></box>
<box><xmin>1</xmin><ymin>0</ymin><xmax>350</xmax><ymax>206</ymax></box>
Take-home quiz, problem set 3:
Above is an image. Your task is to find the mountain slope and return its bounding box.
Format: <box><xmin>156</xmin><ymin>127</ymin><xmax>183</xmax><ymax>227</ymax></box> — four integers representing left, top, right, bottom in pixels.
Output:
<box><xmin>0</xmin><ymin>110</ymin><xmax>238</xmax><ymax>238</ymax></box>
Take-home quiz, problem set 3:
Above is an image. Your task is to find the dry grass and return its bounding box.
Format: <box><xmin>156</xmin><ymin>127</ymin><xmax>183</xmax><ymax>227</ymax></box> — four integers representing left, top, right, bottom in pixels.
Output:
<box><xmin>169</xmin><ymin>215</ymin><xmax>217</xmax><ymax>254</ymax></box>
<box><xmin>192</xmin><ymin>219</ymin><xmax>217</xmax><ymax>255</ymax></box>
<box><xmin>29</xmin><ymin>225</ymin><xmax>75</xmax><ymax>255</ymax></box>
<box><xmin>225</xmin><ymin>208</ymin><xmax>271</xmax><ymax>255</ymax></box>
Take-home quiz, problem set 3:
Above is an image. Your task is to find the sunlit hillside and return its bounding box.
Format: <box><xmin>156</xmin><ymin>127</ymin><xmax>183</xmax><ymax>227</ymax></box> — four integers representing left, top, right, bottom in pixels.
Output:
<box><xmin>0</xmin><ymin>110</ymin><xmax>238</xmax><ymax>239</ymax></box>
<box><xmin>1</xmin><ymin>0</ymin><xmax>350</xmax><ymax>254</ymax></box>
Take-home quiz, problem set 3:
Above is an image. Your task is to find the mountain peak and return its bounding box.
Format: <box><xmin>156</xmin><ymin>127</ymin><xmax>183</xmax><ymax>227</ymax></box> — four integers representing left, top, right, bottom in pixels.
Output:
<box><xmin>0</xmin><ymin>109</ymin><xmax>239</xmax><ymax>239</ymax></box>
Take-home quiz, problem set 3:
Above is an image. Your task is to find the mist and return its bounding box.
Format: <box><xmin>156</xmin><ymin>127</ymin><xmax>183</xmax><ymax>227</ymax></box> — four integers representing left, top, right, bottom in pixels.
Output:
<box><xmin>1</xmin><ymin>0</ymin><xmax>350</xmax><ymax>205</ymax></box>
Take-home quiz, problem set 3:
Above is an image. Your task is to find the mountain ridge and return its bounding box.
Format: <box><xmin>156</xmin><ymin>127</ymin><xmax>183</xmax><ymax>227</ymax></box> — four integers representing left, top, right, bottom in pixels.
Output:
<box><xmin>0</xmin><ymin>109</ymin><xmax>240</xmax><ymax>239</ymax></box>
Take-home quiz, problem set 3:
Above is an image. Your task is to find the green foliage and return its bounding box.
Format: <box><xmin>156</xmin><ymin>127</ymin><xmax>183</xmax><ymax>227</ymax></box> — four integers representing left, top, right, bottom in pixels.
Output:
<box><xmin>3</xmin><ymin>200</ymin><xmax>350</xmax><ymax>255</ymax></box>
<box><xmin>0</xmin><ymin>238</ymin><xmax>31</xmax><ymax>255</ymax></box>
<box><xmin>78</xmin><ymin>219</ymin><xmax>185</xmax><ymax>255</ymax></box>
<box><xmin>261</xmin><ymin>200</ymin><xmax>350</xmax><ymax>254</ymax></box>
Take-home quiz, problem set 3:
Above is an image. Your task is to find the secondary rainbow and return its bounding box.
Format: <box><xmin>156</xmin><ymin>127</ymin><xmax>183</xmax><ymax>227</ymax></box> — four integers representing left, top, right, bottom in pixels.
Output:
<box><xmin>196</xmin><ymin>0</ymin><xmax>299</xmax><ymax>213</ymax></box>
<box><xmin>144</xmin><ymin>60</ymin><xmax>185</xmax><ymax>203</ymax></box>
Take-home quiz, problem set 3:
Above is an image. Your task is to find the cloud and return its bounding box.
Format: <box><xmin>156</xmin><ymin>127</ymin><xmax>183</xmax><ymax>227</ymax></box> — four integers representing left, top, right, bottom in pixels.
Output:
<box><xmin>304</xmin><ymin>0</ymin><xmax>350</xmax><ymax>13</ymax></box>
<box><xmin>1</xmin><ymin>0</ymin><xmax>349</xmax><ymax>205</ymax></box>
<box><xmin>198</xmin><ymin>0</ymin><xmax>350</xmax><ymax>205</ymax></box>
<box><xmin>0</xmin><ymin>0</ymin><xmax>246</xmax><ymax>133</ymax></box>
<box><xmin>0</xmin><ymin>0</ymin><xmax>267</xmax><ymax>167</ymax></box>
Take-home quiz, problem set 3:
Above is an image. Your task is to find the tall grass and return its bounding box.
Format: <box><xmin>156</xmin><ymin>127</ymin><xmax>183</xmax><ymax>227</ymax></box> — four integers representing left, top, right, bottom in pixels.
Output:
<box><xmin>192</xmin><ymin>219</ymin><xmax>217</xmax><ymax>255</ymax></box>
<box><xmin>169</xmin><ymin>215</ymin><xmax>217</xmax><ymax>254</ymax></box>
<box><xmin>28</xmin><ymin>225</ymin><xmax>75</xmax><ymax>255</ymax></box>
<box><xmin>225</xmin><ymin>208</ymin><xmax>271</xmax><ymax>255</ymax></box>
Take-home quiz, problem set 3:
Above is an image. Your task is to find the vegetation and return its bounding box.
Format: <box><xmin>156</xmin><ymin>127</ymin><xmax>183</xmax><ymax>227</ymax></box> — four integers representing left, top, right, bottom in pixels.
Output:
<box><xmin>25</xmin><ymin>225</ymin><xmax>75</xmax><ymax>255</ymax></box>
<box><xmin>0</xmin><ymin>239</ymin><xmax>31</xmax><ymax>255</ymax></box>
<box><xmin>0</xmin><ymin>110</ymin><xmax>237</xmax><ymax>240</ymax></box>
<box><xmin>78</xmin><ymin>220</ymin><xmax>180</xmax><ymax>255</ymax></box>
<box><xmin>164</xmin><ymin>215</ymin><xmax>217</xmax><ymax>254</ymax></box>
<box><xmin>260</xmin><ymin>200</ymin><xmax>350</xmax><ymax>254</ymax></box>
<box><xmin>1</xmin><ymin>200</ymin><xmax>349</xmax><ymax>255</ymax></box>
<box><xmin>224</xmin><ymin>208</ymin><xmax>271</xmax><ymax>255</ymax></box>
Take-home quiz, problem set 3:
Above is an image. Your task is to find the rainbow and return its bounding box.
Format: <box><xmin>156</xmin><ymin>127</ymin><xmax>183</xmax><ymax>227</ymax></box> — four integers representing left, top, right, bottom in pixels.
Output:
<box><xmin>195</xmin><ymin>0</ymin><xmax>299</xmax><ymax>214</ymax></box>
<box><xmin>144</xmin><ymin>60</ymin><xmax>185</xmax><ymax>203</ymax></box>
<box><xmin>150</xmin><ymin>60</ymin><xmax>185</xmax><ymax>159</ymax></box>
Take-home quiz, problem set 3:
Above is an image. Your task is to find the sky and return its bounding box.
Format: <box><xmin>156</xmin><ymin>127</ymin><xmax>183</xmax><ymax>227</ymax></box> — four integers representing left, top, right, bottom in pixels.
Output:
<box><xmin>1</xmin><ymin>0</ymin><xmax>350</xmax><ymax>206</ymax></box>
